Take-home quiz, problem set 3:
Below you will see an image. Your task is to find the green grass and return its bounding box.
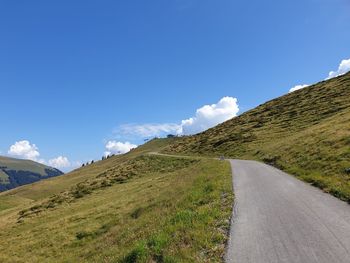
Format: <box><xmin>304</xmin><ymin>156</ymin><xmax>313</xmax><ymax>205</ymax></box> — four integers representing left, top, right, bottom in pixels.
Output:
<box><xmin>0</xmin><ymin>170</ymin><xmax>10</xmax><ymax>184</ymax></box>
<box><xmin>0</xmin><ymin>141</ymin><xmax>233</xmax><ymax>262</ymax></box>
<box><xmin>0</xmin><ymin>156</ymin><xmax>63</xmax><ymax>191</ymax></box>
<box><xmin>17</xmin><ymin>155</ymin><xmax>199</xmax><ymax>220</ymax></box>
<box><xmin>0</xmin><ymin>138</ymin><xmax>178</xmax><ymax>202</ymax></box>
<box><xmin>0</xmin><ymin>156</ymin><xmax>61</xmax><ymax>177</ymax></box>
<box><xmin>163</xmin><ymin>72</ymin><xmax>350</xmax><ymax>202</ymax></box>
<box><xmin>2</xmin><ymin>70</ymin><xmax>347</xmax><ymax>262</ymax></box>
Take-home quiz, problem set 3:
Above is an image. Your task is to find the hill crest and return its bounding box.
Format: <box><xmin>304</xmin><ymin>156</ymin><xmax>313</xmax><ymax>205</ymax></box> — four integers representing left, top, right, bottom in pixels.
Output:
<box><xmin>0</xmin><ymin>155</ymin><xmax>63</xmax><ymax>192</ymax></box>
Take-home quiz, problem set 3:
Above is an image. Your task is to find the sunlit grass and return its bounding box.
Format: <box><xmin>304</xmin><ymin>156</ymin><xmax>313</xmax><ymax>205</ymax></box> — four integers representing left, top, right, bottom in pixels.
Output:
<box><xmin>163</xmin><ymin>73</ymin><xmax>350</xmax><ymax>202</ymax></box>
<box><xmin>0</xmin><ymin>146</ymin><xmax>233</xmax><ymax>262</ymax></box>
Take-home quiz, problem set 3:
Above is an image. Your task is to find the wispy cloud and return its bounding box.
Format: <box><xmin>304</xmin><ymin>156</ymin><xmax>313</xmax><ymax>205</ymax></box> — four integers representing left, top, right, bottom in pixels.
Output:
<box><xmin>110</xmin><ymin>96</ymin><xmax>239</xmax><ymax>141</ymax></box>
<box><xmin>114</xmin><ymin>123</ymin><xmax>181</xmax><ymax>139</ymax></box>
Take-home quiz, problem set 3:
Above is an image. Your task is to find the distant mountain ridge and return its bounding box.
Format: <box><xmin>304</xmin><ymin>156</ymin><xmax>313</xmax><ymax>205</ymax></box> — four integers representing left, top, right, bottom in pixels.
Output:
<box><xmin>0</xmin><ymin>156</ymin><xmax>63</xmax><ymax>192</ymax></box>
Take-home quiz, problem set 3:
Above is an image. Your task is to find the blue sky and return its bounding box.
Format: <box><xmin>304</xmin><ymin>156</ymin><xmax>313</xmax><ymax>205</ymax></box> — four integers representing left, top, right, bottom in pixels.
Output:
<box><xmin>1</xmin><ymin>0</ymin><xmax>349</xmax><ymax>171</ymax></box>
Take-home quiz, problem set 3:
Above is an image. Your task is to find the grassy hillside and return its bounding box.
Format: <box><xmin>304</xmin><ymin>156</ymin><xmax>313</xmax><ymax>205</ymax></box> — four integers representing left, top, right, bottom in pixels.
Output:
<box><xmin>0</xmin><ymin>156</ymin><xmax>63</xmax><ymax>192</ymax></box>
<box><xmin>163</xmin><ymin>72</ymin><xmax>350</xmax><ymax>202</ymax></box>
<box><xmin>0</xmin><ymin>139</ymin><xmax>233</xmax><ymax>262</ymax></box>
<box><xmin>1</xmin><ymin>72</ymin><xmax>347</xmax><ymax>262</ymax></box>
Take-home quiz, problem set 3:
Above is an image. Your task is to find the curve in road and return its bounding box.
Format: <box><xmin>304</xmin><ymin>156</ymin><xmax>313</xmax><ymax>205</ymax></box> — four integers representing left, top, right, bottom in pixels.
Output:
<box><xmin>225</xmin><ymin>159</ymin><xmax>350</xmax><ymax>263</ymax></box>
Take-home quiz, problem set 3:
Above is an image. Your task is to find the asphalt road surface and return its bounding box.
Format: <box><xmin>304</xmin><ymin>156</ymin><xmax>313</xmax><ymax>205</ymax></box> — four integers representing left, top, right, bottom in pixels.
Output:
<box><xmin>225</xmin><ymin>160</ymin><xmax>350</xmax><ymax>263</ymax></box>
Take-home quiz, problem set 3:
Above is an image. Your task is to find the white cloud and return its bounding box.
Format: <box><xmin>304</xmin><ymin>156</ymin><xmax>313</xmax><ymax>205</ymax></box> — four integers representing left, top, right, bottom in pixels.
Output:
<box><xmin>110</xmin><ymin>96</ymin><xmax>240</xmax><ymax>143</ymax></box>
<box><xmin>7</xmin><ymin>140</ymin><xmax>78</xmax><ymax>172</ymax></box>
<box><xmin>288</xmin><ymin>57</ymin><xmax>350</xmax><ymax>93</ymax></box>
<box><xmin>48</xmin><ymin>156</ymin><xmax>71</xmax><ymax>169</ymax></box>
<box><xmin>104</xmin><ymin>141</ymin><xmax>137</xmax><ymax>156</ymax></box>
<box><xmin>289</xmin><ymin>84</ymin><xmax>309</xmax><ymax>93</ymax></box>
<box><xmin>327</xmin><ymin>58</ymin><xmax>350</xmax><ymax>79</ymax></box>
<box><xmin>180</xmin><ymin>96</ymin><xmax>239</xmax><ymax>135</ymax></box>
<box><xmin>116</xmin><ymin>123</ymin><xmax>180</xmax><ymax>138</ymax></box>
<box><xmin>8</xmin><ymin>140</ymin><xmax>40</xmax><ymax>161</ymax></box>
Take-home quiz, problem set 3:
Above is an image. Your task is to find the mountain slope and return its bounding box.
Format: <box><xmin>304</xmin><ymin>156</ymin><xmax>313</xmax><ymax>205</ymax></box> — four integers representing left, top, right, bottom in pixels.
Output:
<box><xmin>0</xmin><ymin>73</ymin><xmax>348</xmax><ymax>261</ymax></box>
<box><xmin>0</xmin><ymin>139</ymin><xmax>233</xmax><ymax>262</ymax></box>
<box><xmin>164</xmin><ymin>72</ymin><xmax>350</xmax><ymax>202</ymax></box>
<box><xmin>0</xmin><ymin>156</ymin><xmax>63</xmax><ymax>192</ymax></box>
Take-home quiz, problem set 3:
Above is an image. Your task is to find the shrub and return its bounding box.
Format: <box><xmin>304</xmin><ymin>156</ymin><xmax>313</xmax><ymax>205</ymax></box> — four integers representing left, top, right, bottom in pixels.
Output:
<box><xmin>76</xmin><ymin>231</ymin><xmax>90</xmax><ymax>240</ymax></box>
<box><xmin>121</xmin><ymin>242</ymin><xmax>148</xmax><ymax>263</ymax></box>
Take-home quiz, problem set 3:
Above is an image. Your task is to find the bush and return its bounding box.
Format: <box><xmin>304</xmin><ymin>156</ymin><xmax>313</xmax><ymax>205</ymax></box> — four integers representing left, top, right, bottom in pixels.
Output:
<box><xmin>121</xmin><ymin>242</ymin><xmax>148</xmax><ymax>263</ymax></box>
<box><xmin>131</xmin><ymin>207</ymin><xmax>144</xmax><ymax>219</ymax></box>
<box><xmin>76</xmin><ymin>231</ymin><xmax>90</xmax><ymax>240</ymax></box>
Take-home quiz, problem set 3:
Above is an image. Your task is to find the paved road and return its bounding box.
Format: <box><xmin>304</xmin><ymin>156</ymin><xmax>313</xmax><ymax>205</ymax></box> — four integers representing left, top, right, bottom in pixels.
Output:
<box><xmin>225</xmin><ymin>160</ymin><xmax>350</xmax><ymax>263</ymax></box>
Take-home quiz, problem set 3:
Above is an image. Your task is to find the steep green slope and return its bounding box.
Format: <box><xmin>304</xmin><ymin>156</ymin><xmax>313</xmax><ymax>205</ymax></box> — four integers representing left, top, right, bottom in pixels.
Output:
<box><xmin>164</xmin><ymin>72</ymin><xmax>350</xmax><ymax>202</ymax></box>
<box><xmin>0</xmin><ymin>156</ymin><xmax>63</xmax><ymax>192</ymax></box>
<box><xmin>0</xmin><ymin>139</ymin><xmax>233</xmax><ymax>262</ymax></box>
<box><xmin>1</xmin><ymin>72</ymin><xmax>348</xmax><ymax>261</ymax></box>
